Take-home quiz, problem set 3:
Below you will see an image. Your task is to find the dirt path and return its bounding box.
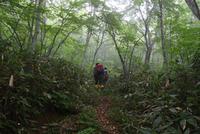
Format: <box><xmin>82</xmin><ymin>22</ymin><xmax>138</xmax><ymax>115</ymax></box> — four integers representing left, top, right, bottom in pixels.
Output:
<box><xmin>96</xmin><ymin>96</ymin><xmax>120</xmax><ymax>134</ymax></box>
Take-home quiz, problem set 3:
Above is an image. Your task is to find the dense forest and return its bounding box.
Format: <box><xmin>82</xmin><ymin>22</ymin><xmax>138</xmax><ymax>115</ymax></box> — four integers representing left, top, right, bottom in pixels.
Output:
<box><xmin>0</xmin><ymin>0</ymin><xmax>200</xmax><ymax>134</ymax></box>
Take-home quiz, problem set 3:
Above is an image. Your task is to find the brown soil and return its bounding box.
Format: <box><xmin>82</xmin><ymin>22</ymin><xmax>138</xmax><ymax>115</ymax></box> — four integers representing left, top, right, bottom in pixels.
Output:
<box><xmin>96</xmin><ymin>96</ymin><xmax>120</xmax><ymax>134</ymax></box>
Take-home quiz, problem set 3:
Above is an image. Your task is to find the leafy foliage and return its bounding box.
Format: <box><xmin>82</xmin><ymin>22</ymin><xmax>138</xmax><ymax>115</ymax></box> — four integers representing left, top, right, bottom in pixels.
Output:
<box><xmin>0</xmin><ymin>0</ymin><xmax>200</xmax><ymax>133</ymax></box>
<box><xmin>0</xmin><ymin>42</ymin><xmax>88</xmax><ymax>132</ymax></box>
<box><xmin>78</xmin><ymin>106</ymin><xmax>100</xmax><ymax>133</ymax></box>
<box><xmin>109</xmin><ymin>65</ymin><xmax>200</xmax><ymax>134</ymax></box>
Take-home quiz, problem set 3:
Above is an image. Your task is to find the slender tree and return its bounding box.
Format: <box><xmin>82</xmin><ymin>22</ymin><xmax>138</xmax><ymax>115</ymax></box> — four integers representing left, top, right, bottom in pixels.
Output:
<box><xmin>185</xmin><ymin>0</ymin><xmax>200</xmax><ymax>20</ymax></box>
<box><xmin>31</xmin><ymin>0</ymin><xmax>43</xmax><ymax>53</ymax></box>
<box><xmin>158</xmin><ymin>0</ymin><xmax>168</xmax><ymax>66</ymax></box>
<box><xmin>138</xmin><ymin>1</ymin><xmax>155</xmax><ymax>65</ymax></box>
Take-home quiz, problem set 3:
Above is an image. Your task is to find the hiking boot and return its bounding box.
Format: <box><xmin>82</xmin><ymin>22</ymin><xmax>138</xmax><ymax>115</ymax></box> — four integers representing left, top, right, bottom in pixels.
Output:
<box><xmin>100</xmin><ymin>85</ymin><xmax>104</xmax><ymax>88</ymax></box>
<box><xmin>95</xmin><ymin>84</ymin><xmax>99</xmax><ymax>88</ymax></box>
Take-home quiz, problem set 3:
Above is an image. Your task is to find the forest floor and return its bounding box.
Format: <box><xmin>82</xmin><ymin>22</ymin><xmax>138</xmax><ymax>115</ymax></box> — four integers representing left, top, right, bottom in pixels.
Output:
<box><xmin>59</xmin><ymin>92</ymin><xmax>120</xmax><ymax>134</ymax></box>
<box><xmin>28</xmin><ymin>90</ymin><xmax>120</xmax><ymax>134</ymax></box>
<box><xmin>96</xmin><ymin>95</ymin><xmax>120</xmax><ymax>134</ymax></box>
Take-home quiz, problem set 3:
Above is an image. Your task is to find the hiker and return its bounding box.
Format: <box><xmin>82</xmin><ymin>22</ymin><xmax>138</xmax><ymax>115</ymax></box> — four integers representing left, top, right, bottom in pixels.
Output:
<box><xmin>93</xmin><ymin>63</ymin><xmax>104</xmax><ymax>88</ymax></box>
<box><xmin>103</xmin><ymin>67</ymin><xmax>109</xmax><ymax>85</ymax></box>
<box><xmin>93</xmin><ymin>63</ymin><xmax>99</xmax><ymax>85</ymax></box>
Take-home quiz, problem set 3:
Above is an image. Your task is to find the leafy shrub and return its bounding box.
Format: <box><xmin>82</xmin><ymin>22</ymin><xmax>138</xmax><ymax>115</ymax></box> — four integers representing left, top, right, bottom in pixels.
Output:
<box><xmin>0</xmin><ymin>54</ymin><xmax>88</xmax><ymax>133</ymax></box>
<box><xmin>109</xmin><ymin>66</ymin><xmax>200</xmax><ymax>134</ymax></box>
<box><xmin>78</xmin><ymin>106</ymin><xmax>101</xmax><ymax>133</ymax></box>
<box><xmin>49</xmin><ymin>90</ymin><xmax>81</xmax><ymax>114</ymax></box>
<box><xmin>78</xmin><ymin>127</ymin><xmax>96</xmax><ymax>134</ymax></box>
<box><xmin>79</xmin><ymin>106</ymin><xmax>99</xmax><ymax>128</ymax></box>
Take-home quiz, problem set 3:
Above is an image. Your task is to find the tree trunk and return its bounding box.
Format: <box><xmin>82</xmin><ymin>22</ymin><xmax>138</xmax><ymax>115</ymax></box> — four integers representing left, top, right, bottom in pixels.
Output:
<box><xmin>52</xmin><ymin>28</ymin><xmax>77</xmax><ymax>56</ymax></box>
<box><xmin>128</xmin><ymin>46</ymin><xmax>135</xmax><ymax>73</ymax></box>
<box><xmin>40</xmin><ymin>0</ymin><xmax>47</xmax><ymax>55</ymax></box>
<box><xmin>90</xmin><ymin>30</ymin><xmax>105</xmax><ymax>71</ymax></box>
<box><xmin>143</xmin><ymin>25</ymin><xmax>154</xmax><ymax>65</ymax></box>
<box><xmin>139</xmin><ymin>5</ymin><xmax>154</xmax><ymax>65</ymax></box>
<box><xmin>46</xmin><ymin>19</ymin><xmax>65</xmax><ymax>57</ymax></box>
<box><xmin>32</xmin><ymin>0</ymin><xmax>43</xmax><ymax>53</ymax></box>
<box><xmin>159</xmin><ymin>0</ymin><xmax>168</xmax><ymax>66</ymax></box>
<box><xmin>168</xmin><ymin>20</ymin><xmax>172</xmax><ymax>62</ymax></box>
<box><xmin>110</xmin><ymin>31</ymin><xmax>128</xmax><ymax>79</ymax></box>
<box><xmin>144</xmin><ymin>46</ymin><xmax>153</xmax><ymax>64</ymax></box>
<box><xmin>185</xmin><ymin>0</ymin><xmax>200</xmax><ymax>20</ymax></box>
<box><xmin>81</xmin><ymin>28</ymin><xmax>92</xmax><ymax>68</ymax></box>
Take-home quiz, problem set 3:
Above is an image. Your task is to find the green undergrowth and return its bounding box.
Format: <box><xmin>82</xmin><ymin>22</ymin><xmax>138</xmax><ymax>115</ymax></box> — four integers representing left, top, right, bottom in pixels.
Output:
<box><xmin>109</xmin><ymin>65</ymin><xmax>200</xmax><ymax>134</ymax></box>
<box><xmin>78</xmin><ymin>106</ymin><xmax>101</xmax><ymax>134</ymax></box>
<box><xmin>0</xmin><ymin>54</ymin><xmax>102</xmax><ymax>133</ymax></box>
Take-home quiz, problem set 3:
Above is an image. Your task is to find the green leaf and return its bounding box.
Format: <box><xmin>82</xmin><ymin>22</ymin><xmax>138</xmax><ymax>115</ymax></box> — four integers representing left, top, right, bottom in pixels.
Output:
<box><xmin>139</xmin><ymin>127</ymin><xmax>152</xmax><ymax>134</ymax></box>
<box><xmin>158</xmin><ymin>122</ymin><xmax>173</xmax><ymax>131</ymax></box>
<box><xmin>187</xmin><ymin>118</ymin><xmax>198</xmax><ymax>128</ymax></box>
<box><xmin>153</xmin><ymin>116</ymin><xmax>162</xmax><ymax>128</ymax></box>
<box><xmin>169</xmin><ymin>108</ymin><xmax>177</xmax><ymax>114</ymax></box>
<box><xmin>78</xmin><ymin>127</ymin><xmax>96</xmax><ymax>134</ymax></box>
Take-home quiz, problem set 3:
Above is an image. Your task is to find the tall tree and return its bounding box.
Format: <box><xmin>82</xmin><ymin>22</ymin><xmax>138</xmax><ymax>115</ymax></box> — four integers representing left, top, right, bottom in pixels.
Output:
<box><xmin>31</xmin><ymin>0</ymin><xmax>43</xmax><ymax>53</ymax></box>
<box><xmin>138</xmin><ymin>0</ymin><xmax>155</xmax><ymax>65</ymax></box>
<box><xmin>158</xmin><ymin>0</ymin><xmax>168</xmax><ymax>66</ymax></box>
<box><xmin>185</xmin><ymin>0</ymin><xmax>200</xmax><ymax>20</ymax></box>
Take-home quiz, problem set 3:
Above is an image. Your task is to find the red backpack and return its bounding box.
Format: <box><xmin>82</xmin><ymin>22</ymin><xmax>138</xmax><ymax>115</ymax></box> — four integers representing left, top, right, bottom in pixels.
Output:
<box><xmin>96</xmin><ymin>64</ymin><xmax>104</xmax><ymax>72</ymax></box>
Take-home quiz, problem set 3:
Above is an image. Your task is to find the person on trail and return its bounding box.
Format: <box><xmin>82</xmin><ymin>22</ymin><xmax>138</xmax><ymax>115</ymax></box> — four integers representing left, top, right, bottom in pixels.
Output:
<box><xmin>103</xmin><ymin>67</ymin><xmax>109</xmax><ymax>85</ymax></box>
<box><xmin>93</xmin><ymin>63</ymin><xmax>104</xmax><ymax>88</ymax></box>
<box><xmin>93</xmin><ymin>63</ymin><xmax>99</xmax><ymax>85</ymax></box>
